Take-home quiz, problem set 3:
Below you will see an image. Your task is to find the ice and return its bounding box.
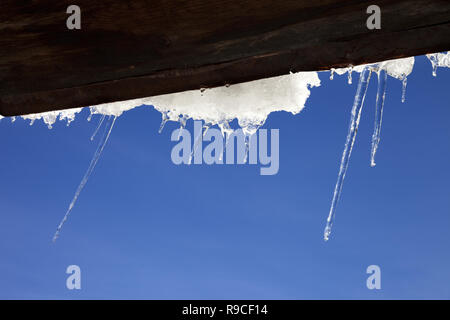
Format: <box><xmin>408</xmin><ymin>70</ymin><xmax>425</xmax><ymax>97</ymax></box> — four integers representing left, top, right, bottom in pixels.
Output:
<box><xmin>52</xmin><ymin>115</ymin><xmax>117</xmax><ymax>241</ymax></box>
<box><xmin>323</xmin><ymin>57</ymin><xmax>414</xmax><ymax>240</ymax></box>
<box><xmin>10</xmin><ymin>57</ymin><xmax>415</xmax><ymax>134</ymax></box>
<box><xmin>0</xmin><ymin>52</ymin><xmax>445</xmax><ymax>241</ymax></box>
<box><xmin>333</xmin><ymin>64</ymin><xmax>369</xmax><ymax>79</ymax></box>
<box><xmin>90</xmin><ymin>115</ymin><xmax>106</xmax><ymax>141</ymax></box>
<box><xmin>370</xmin><ymin>69</ymin><xmax>388</xmax><ymax>167</ymax></box>
<box><xmin>332</xmin><ymin>57</ymin><xmax>414</xmax><ymax>81</ymax></box>
<box><xmin>158</xmin><ymin>111</ymin><xmax>169</xmax><ymax>133</ymax></box>
<box><xmin>378</xmin><ymin>57</ymin><xmax>414</xmax><ymax>80</ymax></box>
<box><xmin>347</xmin><ymin>66</ymin><xmax>353</xmax><ymax>84</ymax></box>
<box><xmin>74</xmin><ymin>71</ymin><xmax>320</xmax><ymax>137</ymax></box>
<box><xmin>21</xmin><ymin>108</ymin><xmax>82</xmax><ymax>129</ymax></box>
<box><xmin>149</xmin><ymin>71</ymin><xmax>321</xmax><ymax>135</ymax></box>
<box><xmin>324</xmin><ymin>67</ymin><xmax>372</xmax><ymax>241</ymax></box>
<box><xmin>380</xmin><ymin>57</ymin><xmax>413</xmax><ymax>103</ymax></box>
<box><xmin>401</xmin><ymin>76</ymin><xmax>407</xmax><ymax>103</ymax></box>
<box><xmin>330</xmin><ymin>69</ymin><xmax>335</xmax><ymax>80</ymax></box>
<box><xmin>427</xmin><ymin>52</ymin><xmax>450</xmax><ymax>76</ymax></box>
<box><xmin>188</xmin><ymin>120</ymin><xmax>210</xmax><ymax>165</ymax></box>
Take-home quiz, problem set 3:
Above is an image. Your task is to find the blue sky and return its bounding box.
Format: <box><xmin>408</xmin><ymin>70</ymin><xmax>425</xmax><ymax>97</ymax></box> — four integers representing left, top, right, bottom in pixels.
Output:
<box><xmin>0</xmin><ymin>55</ymin><xmax>449</xmax><ymax>299</ymax></box>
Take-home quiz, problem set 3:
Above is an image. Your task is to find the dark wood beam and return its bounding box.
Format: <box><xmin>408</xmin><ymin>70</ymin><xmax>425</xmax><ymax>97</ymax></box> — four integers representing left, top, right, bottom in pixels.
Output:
<box><xmin>1</xmin><ymin>0</ymin><xmax>449</xmax><ymax>116</ymax></box>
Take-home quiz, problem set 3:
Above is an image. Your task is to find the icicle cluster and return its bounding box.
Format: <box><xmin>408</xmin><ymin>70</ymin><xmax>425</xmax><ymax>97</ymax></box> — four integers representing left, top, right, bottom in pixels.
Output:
<box><xmin>324</xmin><ymin>53</ymin><xmax>449</xmax><ymax>240</ymax></box>
<box><xmin>324</xmin><ymin>57</ymin><xmax>414</xmax><ymax>240</ymax></box>
<box><xmin>427</xmin><ymin>52</ymin><xmax>450</xmax><ymax>77</ymax></box>
<box><xmin>20</xmin><ymin>108</ymin><xmax>82</xmax><ymax>129</ymax></box>
<box><xmin>1</xmin><ymin>52</ymin><xmax>448</xmax><ymax>241</ymax></box>
<box><xmin>324</xmin><ymin>67</ymin><xmax>373</xmax><ymax>241</ymax></box>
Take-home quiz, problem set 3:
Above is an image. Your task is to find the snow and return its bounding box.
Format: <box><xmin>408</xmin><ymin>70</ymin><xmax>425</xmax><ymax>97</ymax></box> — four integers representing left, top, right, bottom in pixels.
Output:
<box><xmin>427</xmin><ymin>52</ymin><xmax>450</xmax><ymax>76</ymax></box>
<box><xmin>2</xmin><ymin>52</ymin><xmax>447</xmax><ymax>241</ymax></box>
<box><xmin>332</xmin><ymin>56</ymin><xmax>414</xmax><ymax>80</ymax></box>
<box><xmin>20</xmin><ymin>108</ymin><xmax>82</xmax><ymax>129</ymax></box>
<box><xmin>87</xmin><ymin>71</ymin><xmax>321</xmax><ymax>136</ymax></box>
<box><xmin>11</xmin><ymin>56</ymin><xmax>418</xmax><ymax>133</ymax></box>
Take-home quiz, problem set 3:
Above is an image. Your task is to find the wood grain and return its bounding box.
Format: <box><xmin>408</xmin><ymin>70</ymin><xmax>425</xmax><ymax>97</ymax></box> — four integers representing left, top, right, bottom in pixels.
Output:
<box><xmin>1</xmin><ymin>0</ymin><xmax>449</xmax><ymax>116</ymax></box>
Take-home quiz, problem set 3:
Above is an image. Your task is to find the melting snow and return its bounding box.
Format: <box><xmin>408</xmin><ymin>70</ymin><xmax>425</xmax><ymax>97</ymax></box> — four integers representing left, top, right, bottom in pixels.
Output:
<box><xmin>427</xmin><ymin>52</ymin><xmax>450</xmax><ymax>76</ymax></box>
<box><xmin>2</xmin><ymin>52</ymin><xmax>448</xmax><ymax>241</ymax></box>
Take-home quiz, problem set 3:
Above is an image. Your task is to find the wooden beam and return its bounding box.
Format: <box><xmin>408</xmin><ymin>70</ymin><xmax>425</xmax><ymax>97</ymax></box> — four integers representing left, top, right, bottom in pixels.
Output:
<box><xmin>1</xmin><ymin>0</ymin><xmax>449</xmax><ymax>116</ymax></box>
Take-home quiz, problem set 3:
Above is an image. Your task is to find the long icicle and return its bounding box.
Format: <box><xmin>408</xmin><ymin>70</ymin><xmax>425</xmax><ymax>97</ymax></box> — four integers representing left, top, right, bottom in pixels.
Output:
<box><xmin>53</xmin><ymin>115</ymin><xmax>117</xmax><ymax>242</ymax></box>
<box><xmin>324</xmin><ymin>67</ymin><xmax>372</xmax><ymax>241</ymax></box>
<box><xmin>370</xmin><ymin>69</ymin><xmax>387</xmax><ymax>167</ymax></box>
<box><xmin>90</xmin><ymin>114</ymin><xmax>106</xmax><ymax>141</ymax></box>
<box><xmin>401</xmin><ymin>76</ymin><xmax>407</xmax><ymax>103</ymax></box>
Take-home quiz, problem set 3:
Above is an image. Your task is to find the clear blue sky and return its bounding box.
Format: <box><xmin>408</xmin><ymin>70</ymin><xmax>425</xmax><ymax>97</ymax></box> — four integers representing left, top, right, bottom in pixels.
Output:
<box><xmin>0</xmin><ymin>56</ymin><xmax>449</xmax><ymax>299</ymax></box>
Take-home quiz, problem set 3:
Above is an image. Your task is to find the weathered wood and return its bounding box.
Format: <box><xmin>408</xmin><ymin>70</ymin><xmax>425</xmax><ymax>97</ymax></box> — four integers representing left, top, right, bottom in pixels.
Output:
<box><xmin>1</xmin><ymin>0</ymin><xmax>449</xmax><ymax>116</ymax></box>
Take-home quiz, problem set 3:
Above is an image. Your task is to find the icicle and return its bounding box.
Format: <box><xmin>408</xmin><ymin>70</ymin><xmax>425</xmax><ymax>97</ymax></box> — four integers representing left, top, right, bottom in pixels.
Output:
<box><xmin>242</xmin><ymin>123</ymin><xmax>261</xmax><ymax>163</ymax></box>
<box><xmin>370</xmin><ymin>69</ymin><xmax>387</xmax><ymax>167</ymax></box>
<box><xmin>158</xmin><ymin>111</ymin><xmax>169</xmax><ymax>133</ymax></box>
<box><xmin>330</xmin><ymin>69</ymin><xmax>335</xmax><ymax>80</ymax></box>
<box><xmin>29</xmin><ymin>119</ymin><xmax>35</xmax><ymax>126</ymax></box>
<box><xmin>428</xmin><ymin>54</ymin><xmax>438</xmax><ymax>77</ymax></box>
<box><xmin>427</xmin><ymin>52</ymin><xmax>450</xmax><ymax>76</ymax></box>
<box><xmin>324</xmin><ymin>67</ymin><xmax>372</xmax><ymax>241</ymax></box>
<box><xmin>203</xmin><ymin>123</ymin><xmax>212</xmax><ymax>136</ymax></box>
<box><xmin>177</xmin><ymin>114</ymin><xmax>188</xmax><ymax>139</ymax></box>
<box><xmin>188</xmin><ymin>121</ymin><xmax>210</xmax><ymax>165</ymax></box>
<box><xmin>53</xmin><ymin>115</ymin><xmax>117</xmax><ymax>242</ymax></box>
<box><xmin>11</xmin><ymin>117</ymin><xmax>16</xmax><ymax>123</ymax></box>
<box><xmin>218</xmin><ymin>121</ymin><xmax>233</xmax><ymax>162</ymax></box>
<box><xmin>179</xmin><ymin>114</ymin><xmax>187</xmax><ymax>128</ymax></box>
<box><xmin>401</xmin><ymin>76</ymin><xmax>407</xmax><ymax>103</ymax></box>
<box><xmin>347</xmin><ymin>66</ymin><xmax>353</xmax><ymax>84</ymax></box>
<box><xmin>243</xmin><ymin>134</ymin><xmax>253</xmax><ymax>163</ymax></box>
<box><xmin>87</xmin><ymin>113</ymin><xmax>93</xmax><ymax>122</ymax></box>
<box><xmin>90</xmin><ymin>114</ymin><xmax>106</xmax><ymax>141</ymax></box>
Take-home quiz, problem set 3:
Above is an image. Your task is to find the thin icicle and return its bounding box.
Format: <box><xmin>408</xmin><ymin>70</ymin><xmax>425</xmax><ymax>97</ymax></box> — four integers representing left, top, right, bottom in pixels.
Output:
<box><xmin>401</xmin><ymin>76</ymin><xmax>407</xmax><ymax>103</ymax></box>
<box><xmin>324</xmin><ymin>67</ymin><xmax>372</xmax><ymax>241</ymax></box>
<box><xmin>158</xmin><ymin>111</ymin><xmax>169</xmax><ymax>133</ymax></box>
<box><xmin>188</xmin><ymin>121</ymin><xmax>210</xmax><ymax>165</ymax></box>
<box><xmin>90</xmin><ymin>114</ymin><xmax>106</xmax><ymax>141</ymax></box>
<box><xmin>330</xmin><ymin>69</ymin><xmax>335</xmax><ymax>80</ymax></box>
<box><xmin>177</xmin><ymin>115</ymin><xmax>188</xmax><ymax>139</ymax></box>
<box><xmin>428</xmin><ymin>54</ymin><xmax>438</xmax><ymax>77</ymax></box>
<box><xmin>218</xmin><ymin>121</ymin><xmax>233</xmax><ymax>162</ymax></box>
<box><xmin>427</xmin><ymin>52</ymin><xmax>450</xmax><ymax>76</ymax></box>
<box><xmin>53</xmin><ymin>115</ymin><xmax>117</xmax><ymax>242</ymax></box>
<box><xmin>242</xmin><ymin>124</ymin><xmax>261</xmax><ymax>163</ymax></box>
<box><xmin>370</xmin><ymin>69</ymin><xmax>388</xmax><ymax>167</ymax></box>
<box><xmin>347</xmin><ymin>66</ymin><xmax>353</xmax><ymax>84</ymax></box>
